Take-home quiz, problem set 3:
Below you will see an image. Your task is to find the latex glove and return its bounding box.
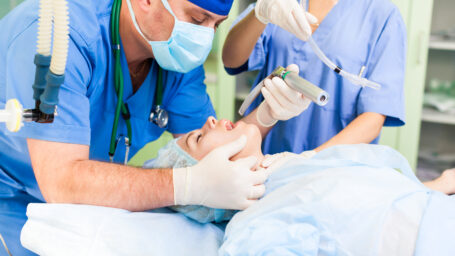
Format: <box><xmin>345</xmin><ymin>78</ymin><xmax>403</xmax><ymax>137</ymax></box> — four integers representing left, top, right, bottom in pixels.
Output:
<box><xmin>173</xmin><ymin>136</ymin><xmax>269</xmax><ymax>210</ymax></box>
<box><xmin>262</xmin><ymin>150</ymin><xmax>316</xmax><ymax>172</ymax></box>
<box><xmin>256</xmin><ymin>64</ymin><xmax>312</xmax><ymax>127</ymax></box>
<box><xmin>255</xmin><ymin>0</ymin><xmax>318</xmax><ymax>41</ymax></box>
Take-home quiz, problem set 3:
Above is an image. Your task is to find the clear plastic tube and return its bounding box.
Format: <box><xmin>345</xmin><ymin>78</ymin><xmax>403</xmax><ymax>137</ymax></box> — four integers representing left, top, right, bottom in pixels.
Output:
<box><xmin>307</xmin><ymin>37</ymin><xmax>381</xmax><ymax>90</ymax></box>
<box><xmin>37</xmin><ymin>0</ymin><xmax>53</xmax><ymax>56</ymax></box>
<box><xmin>49</xmin><ymin>0</ymin><xmax>69</xmax><ymax>75</ymax></box>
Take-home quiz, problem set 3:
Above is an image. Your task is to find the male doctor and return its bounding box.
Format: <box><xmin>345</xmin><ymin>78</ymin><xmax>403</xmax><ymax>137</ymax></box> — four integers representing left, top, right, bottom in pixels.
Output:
<box><xmin>0</xmin><ymin>0</ymin><xmax>312</xmax><ymax>254</ymax></box>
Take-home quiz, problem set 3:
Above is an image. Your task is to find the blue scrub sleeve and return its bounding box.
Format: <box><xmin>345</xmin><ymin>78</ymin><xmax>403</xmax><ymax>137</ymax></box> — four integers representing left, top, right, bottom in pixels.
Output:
<box><xmin>357</xmin><ymin>8</ymin><xmax>406</xmax><ymax>127</ymax></box>
<box><xmin>223</xmin><ymin>4</ymin><xmax>270</xmax><ymax>75</ymax></box>
<box><xmin>4</xmin><ymin>24</ymin><xmax>92</xmax><ymax>145</ymax></box>
<box><xmin>165</xmin><ymin>66</ymin><xmax>216</xmax><ymax>134</ymax></box>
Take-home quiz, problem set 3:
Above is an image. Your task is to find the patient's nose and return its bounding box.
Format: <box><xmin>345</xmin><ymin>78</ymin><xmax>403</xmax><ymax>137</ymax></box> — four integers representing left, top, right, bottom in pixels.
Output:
<box><xmin>204</xmin><ymin>116</ymin><xmax>217</xmax><ymax>130</ymax></box>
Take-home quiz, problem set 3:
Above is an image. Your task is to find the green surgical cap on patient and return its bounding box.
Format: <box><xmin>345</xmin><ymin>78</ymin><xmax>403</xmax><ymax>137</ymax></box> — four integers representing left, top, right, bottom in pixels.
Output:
<box><xmin>144</xmin><ymin>138</ymin><xmax>197</xmax><ymax>169</ymax></box>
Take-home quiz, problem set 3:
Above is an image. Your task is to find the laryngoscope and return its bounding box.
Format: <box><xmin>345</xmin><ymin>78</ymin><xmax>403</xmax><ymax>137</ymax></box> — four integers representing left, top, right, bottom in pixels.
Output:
<box><xmin>239</xmin><ymin>66</ymin><xmax>329</xmax><ymax>116</ymax></box>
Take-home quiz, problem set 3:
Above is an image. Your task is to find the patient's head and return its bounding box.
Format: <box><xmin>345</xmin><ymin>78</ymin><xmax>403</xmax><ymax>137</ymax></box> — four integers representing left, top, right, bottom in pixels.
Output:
<box><xmin>177</xmin><ymin>116</ymin><xmax>263</xmax><ymax>162</ymax></box>
<box><xmin>146</xmin><ymin>116</ymin><xmax>263</xmax><ymax>169</ymax></box>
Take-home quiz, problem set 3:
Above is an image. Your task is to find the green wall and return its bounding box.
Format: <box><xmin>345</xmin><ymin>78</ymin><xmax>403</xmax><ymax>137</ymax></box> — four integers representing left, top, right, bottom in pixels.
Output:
<box><xmin>0</xmin><ymin>0</ymin><xmax>24</xmax><ymax>18</ymax></box>
<box><xmin>380</xmin><ymin>0</ymin><xmax>434</xmax><ymax>169</ymax></box>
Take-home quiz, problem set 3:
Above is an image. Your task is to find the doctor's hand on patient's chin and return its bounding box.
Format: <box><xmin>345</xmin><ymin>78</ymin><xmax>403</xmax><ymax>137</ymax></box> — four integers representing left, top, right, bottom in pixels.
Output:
<box><xmin>172</xmin><ymin>135</ymin><xmax>269</xmax><ymax>210</ymax></box>
<box><xmin>261</xmin><ymin>150</ymin><xmax>316</xmax><ymax>173</ymax></box>
<box><xmin>255</xmin><ymin>0</ymin><xmax>318</xmax><ymax>41</ymax></box>
<box><xmin>256</xmin><ymin>64</ymin><xmax>312</xmax><ymax>127</ymax></box>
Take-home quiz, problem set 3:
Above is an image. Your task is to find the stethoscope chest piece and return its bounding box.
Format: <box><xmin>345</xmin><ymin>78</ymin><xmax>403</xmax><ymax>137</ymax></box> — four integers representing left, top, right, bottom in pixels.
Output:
<box><xmin>150</xmin><ymin>105</ymin><xmax>168</xmax><ymax>128</ymax></box>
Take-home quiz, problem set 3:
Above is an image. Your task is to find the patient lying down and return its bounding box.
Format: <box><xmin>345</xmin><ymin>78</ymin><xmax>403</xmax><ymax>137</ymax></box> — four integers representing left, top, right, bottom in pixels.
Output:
<box><xmin>144</xmin><ymin>116</ymin><xmax>263</xmax><ymax>223</ymax></box>
<box><xmin>22</xmin><ymin>116</ymin><xmax>455</xmax><ymax>255</ymax></box>
<box><xmin>145</xmin><ymin>116</ymin><xmax>455</xmax><ymax>255</ymax></box>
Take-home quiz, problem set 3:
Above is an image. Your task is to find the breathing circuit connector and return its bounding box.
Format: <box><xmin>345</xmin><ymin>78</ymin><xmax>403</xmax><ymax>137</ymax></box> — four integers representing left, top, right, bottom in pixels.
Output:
<box><xmin>32</xmin><ymin>54</ymin><xmax>52</xmax><ymax>101</ymax></box>
<box><xmin>0</xmin><ymin>99</ymin><xmax>24</xmax><ymax>132</ymax></box>
<box><xmin>39</xmin><ymin>71</ymin><xmax>65</xmax><ymax>116</ymax></box>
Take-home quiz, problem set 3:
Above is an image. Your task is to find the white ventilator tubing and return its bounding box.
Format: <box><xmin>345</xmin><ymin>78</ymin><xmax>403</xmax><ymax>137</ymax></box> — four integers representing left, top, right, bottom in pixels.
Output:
<box><xmin>37</xmin><ymin>0</ymin><xmax>53</xmax><ymax>56</ymax></box>
<box><xmin>49</xmin><ymin>0</ymin><xmax>70</xmax><ymax>75</ymax></box>
<box><xmin>307</xmin><ymin>37</ymin><xmax>381</xmax><ymax>90</ymax></box>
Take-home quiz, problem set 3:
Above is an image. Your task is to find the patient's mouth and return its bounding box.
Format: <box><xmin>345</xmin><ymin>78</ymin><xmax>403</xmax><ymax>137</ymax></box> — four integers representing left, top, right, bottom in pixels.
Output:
<box><xmin>225</xmin><ymin>120</ymin><xmax>234</xmax><ymax>131</ymax></box>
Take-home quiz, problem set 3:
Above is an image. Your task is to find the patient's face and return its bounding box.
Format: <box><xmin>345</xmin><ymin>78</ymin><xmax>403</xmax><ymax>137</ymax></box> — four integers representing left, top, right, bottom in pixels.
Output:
<box><xmin>177</xmin><ymin>116</ymin><xmax>263</xmax><ymax>162</ymax></box>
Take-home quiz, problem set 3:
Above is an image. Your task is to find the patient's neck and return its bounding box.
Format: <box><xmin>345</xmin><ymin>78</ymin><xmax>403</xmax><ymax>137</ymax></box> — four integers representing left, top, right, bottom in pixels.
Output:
<box><xmin>231</xmin><ymin>151</ymin><xmax>264</xmax><ymax>171</ymax></box>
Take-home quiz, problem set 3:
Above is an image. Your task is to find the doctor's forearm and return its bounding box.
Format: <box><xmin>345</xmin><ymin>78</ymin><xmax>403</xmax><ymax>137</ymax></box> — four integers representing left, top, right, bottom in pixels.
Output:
<box><xmin>61</xmin><ymin>160</ymin><xmax>175</xmax><ymax>211</ymax></box>
<box><xmin>27</xmin><ymin>139</ymin><xmax>174</xmax><ymax>211</ymax></box>
<box><xmin>222</xmin><ymin>9</ymin><xmax>266</xmax><ymax>68</ymax></box>
<box><xmin>315</xmin><ymin>112</ymin><xmax>386</xmax><ymax>152</ymax></box>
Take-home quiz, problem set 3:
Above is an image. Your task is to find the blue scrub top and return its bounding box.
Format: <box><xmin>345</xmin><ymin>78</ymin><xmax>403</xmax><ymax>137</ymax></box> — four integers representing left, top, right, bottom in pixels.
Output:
<box><xmin>0</xmin><ymin>0</ymin><xmax>215</xmax><ymax>201</ymax></box>
<box><xmin>228</xmin><ymin>0</ymin><xmax>406</xmax><ymax>155</ymax></box>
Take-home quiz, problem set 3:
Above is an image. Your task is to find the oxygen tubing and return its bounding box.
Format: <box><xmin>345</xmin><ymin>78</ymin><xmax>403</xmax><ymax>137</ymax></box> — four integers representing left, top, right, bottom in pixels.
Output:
<box><xmin>307</xmin><ymin>37</ymin><xmax>381</xmax><ymax>90</ymax></box>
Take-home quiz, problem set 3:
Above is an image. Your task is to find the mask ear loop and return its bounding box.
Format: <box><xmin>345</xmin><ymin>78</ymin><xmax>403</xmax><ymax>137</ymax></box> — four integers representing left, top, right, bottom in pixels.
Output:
<box><xmin>125</xmin><ymin>0</ymin><xmax>154</xmax><ymax>40</ymax></box>
<box><xmin>160</xmin><ymin>0</ymin><xmax>178</xmax><ymax>20</ymax></box>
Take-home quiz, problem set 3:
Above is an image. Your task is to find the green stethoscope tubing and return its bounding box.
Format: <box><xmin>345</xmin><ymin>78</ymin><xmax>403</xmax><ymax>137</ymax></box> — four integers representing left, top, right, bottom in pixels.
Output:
<box><xmin>109</xmin><ymin>0</ymin><xmax>132</xmax><ymax>159</ymax></box>
<box><xmin>109</xmin><ymin>0</ymin><xmax>164</xmax><ymax>160</ymax></box>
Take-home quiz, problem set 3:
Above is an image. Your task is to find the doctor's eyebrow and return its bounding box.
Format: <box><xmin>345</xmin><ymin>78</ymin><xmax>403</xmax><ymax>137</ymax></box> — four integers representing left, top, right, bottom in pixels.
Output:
<box><xmin>188</xmin><ymin>7</ymin><xmax>228</xmax><ymax>23</ymax></box>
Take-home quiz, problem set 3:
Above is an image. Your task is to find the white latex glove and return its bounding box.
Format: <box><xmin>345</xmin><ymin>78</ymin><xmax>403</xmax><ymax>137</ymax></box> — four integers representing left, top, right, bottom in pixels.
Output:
<box><xmin>256</xmin><ymin>64</ymin><xmax>312</xmax><ymax>127</ymax></box>
<box><xmin>261</xmin><ymin>150</ymin><xmax>316</xmax><ymax>172</ymax></box>
<box><xmin>255</xmin><ymin>0</ymin><xmax>318</xmax><ymax>41</ymax></box>
<box><xmin>173</xmin><ymin>136</ymin><xmax>269</xmax><ymax>210</ymax></box>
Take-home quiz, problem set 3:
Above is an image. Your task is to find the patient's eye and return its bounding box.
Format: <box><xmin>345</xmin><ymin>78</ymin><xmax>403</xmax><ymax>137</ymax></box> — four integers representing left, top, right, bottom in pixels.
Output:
<box><xmin>196</xmin><ymin>134</ymin><xmax>202</xmax><ymax>143</ymax></box>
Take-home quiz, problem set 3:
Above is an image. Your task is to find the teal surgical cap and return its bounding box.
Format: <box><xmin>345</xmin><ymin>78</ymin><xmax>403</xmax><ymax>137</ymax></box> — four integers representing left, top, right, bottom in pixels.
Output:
<box><xmin>188</xmin><ymin>0</ymin><xmax>234</xmax><ymax>16</ymax></box>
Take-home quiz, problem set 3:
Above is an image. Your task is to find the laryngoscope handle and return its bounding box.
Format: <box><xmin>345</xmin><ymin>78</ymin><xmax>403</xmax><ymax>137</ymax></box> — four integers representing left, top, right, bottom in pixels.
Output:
<box><xmin>238</xmin><ymin>66</ymin><xmax>330</xmax><ymax>116</ymax></box>
<box><xmin>280</xmin><ymin>71</ymin><xmax>329</xmax><ymax>106</ymax></box>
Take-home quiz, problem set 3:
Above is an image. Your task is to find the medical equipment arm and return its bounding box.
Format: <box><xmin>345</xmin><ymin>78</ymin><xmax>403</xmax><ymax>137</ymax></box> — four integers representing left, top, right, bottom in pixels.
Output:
<box><xmin>173</xmin><ymin>136</ymin><xmax>268</xmax><ymax>210</ymax></box>
<box><xmin>315</xmin><ymin>112</ymin><xmax>385</xmax><ymax>152</ymax></box>
<box><xmin>222</xmin><ymin>9</ymin><xmax>266</xmax><ymax>69</ymax></box>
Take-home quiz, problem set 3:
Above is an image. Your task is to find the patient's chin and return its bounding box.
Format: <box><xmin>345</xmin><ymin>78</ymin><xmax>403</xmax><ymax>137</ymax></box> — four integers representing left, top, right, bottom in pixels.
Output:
<box><xmin>230</xmin><ymin>124</ymin><xmax>263</xmax><ymax>164</ymax></box>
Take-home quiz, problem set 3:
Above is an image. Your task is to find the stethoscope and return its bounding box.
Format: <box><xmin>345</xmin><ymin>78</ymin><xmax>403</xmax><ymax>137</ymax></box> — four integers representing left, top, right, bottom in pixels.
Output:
<box><xmin>109</xmin><ymin>0</ymin><xmax>168</xmax><ymax>164</ymax></box>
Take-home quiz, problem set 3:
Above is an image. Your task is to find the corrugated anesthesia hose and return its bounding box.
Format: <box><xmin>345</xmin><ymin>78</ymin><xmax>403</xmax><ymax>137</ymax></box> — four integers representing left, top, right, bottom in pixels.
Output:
<box><xmin>37</xmin><ymin>0</ymin><xmax>52</xmax><ymax>56</ymax></box>
<box><xmin>39</xmin><ymin>0</ymin><xmax>70</xmax><ymax>115</ymax></box>
<box><xmin>49</xmin><ymin>0</ymin><xmax>69</xmax><ymax>75</ymax></box>
<box><xmin>32</xmin><ymin>0</ymin><xmax>53</xmax><ymax>103</ymax></box>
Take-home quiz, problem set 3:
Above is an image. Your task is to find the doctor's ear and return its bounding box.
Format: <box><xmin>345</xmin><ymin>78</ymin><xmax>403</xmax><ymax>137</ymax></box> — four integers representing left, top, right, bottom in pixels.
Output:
<box><xmin>134</xmin><ymin>0</ymin><xmax>152</xmax><ymax>12</ymax></box>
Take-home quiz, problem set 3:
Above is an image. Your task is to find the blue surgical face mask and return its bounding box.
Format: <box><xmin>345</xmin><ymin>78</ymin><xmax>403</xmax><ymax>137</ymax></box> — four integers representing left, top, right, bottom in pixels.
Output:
<box><xmin>125</xmin><ymin>0</ymin><xmax>215</xmax><ymax>73</ymax></box>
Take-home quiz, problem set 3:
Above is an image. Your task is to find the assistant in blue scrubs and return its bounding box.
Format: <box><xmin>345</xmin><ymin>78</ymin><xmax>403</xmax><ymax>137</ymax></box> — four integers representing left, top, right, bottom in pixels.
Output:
<box><xmin>225</xmin><ymin>0</ymin><xmax>406</xmax><ymax>154</ymax></box>
<box><xmin>0</xmin><ymin>0</ymin><xmax>223</xmax><ymax>255</ymax></box>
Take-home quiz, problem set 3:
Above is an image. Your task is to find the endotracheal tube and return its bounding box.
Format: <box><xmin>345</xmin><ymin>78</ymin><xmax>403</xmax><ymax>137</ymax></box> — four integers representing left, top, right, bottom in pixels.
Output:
<box><xmin>307</xmin><ymin>37</ymin><xmax>381</xmax><ymax>90</ymax></box>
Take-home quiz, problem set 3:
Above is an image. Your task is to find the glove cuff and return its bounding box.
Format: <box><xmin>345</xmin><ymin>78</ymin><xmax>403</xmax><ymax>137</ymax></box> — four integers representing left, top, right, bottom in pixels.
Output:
<box><xmin>256</xmin><ymin>102</ymin><xmax>277</xmax><ymax>127</ymax></box>
<box><xmin>172</xmin><ymin>167</ymin><xmax>190</xmax><ymax>205</ymax></box>
<box><xmin>254</xmin><ymin>3</ymin><xmax>269</xmax><ymax>24</ymax></box>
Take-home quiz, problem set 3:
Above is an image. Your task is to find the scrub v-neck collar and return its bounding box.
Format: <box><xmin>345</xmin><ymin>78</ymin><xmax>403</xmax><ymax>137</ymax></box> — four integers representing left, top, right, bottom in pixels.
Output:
<box><xmin>306</xmin><ymin>0</ymin><xmax>353</xmax><ymax>43</ymax></box>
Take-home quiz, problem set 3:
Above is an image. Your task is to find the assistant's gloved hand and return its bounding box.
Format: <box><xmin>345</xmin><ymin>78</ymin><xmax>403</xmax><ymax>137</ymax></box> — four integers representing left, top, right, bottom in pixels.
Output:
<box><xmin>255</xmin><ymin>0</ymin><xmax>318</xmax><ymax>41</ymax></box>
<box><xmin>256</xmin><ymin>64</ymin><xmax>312</xmax><ymax>127</ymax></box>
<box><xmin>261</xmin><ymin>150</ymin><xmax>316</xmax><ymax>172</ymax></box>
<box><xmin>173</xmin><ymin>136</ymin><xmax>269</xmax><ymax>210</ymax></box>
